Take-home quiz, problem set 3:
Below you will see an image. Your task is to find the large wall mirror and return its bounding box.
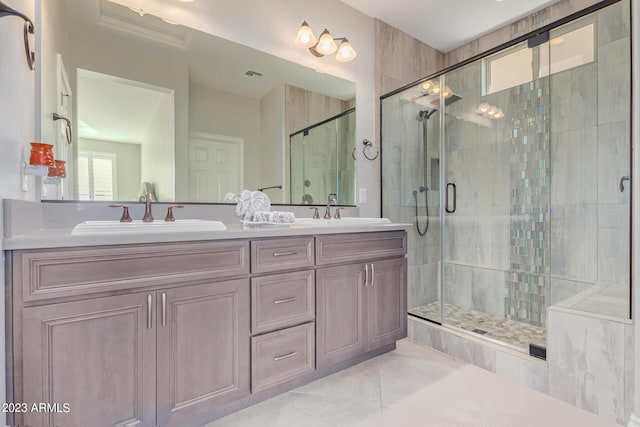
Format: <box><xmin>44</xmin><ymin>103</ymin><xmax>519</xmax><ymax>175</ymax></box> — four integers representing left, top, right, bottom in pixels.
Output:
<box><xmin>39</xmin><ymin>0</ymin><xmax>357</xmax><ymax>205</ymax></box>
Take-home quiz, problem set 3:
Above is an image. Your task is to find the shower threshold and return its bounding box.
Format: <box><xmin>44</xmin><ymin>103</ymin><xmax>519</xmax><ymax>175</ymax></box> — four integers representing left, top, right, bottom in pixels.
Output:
<box><xmin>409</xmin><ymin>302</ymin><xmax>547</xmax><ymax>349</ymax></box>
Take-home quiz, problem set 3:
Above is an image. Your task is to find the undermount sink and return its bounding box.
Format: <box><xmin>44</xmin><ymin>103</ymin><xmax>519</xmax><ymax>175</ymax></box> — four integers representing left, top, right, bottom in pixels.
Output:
<box><xmin>291</xmin><ymin>217</ymin><xmax>393</xmax><ymax>227</ymax></box>
<box><xmin>71</xmin><ymin>219</ymin><xmax>227</xmax><ymax>235</ymax></box>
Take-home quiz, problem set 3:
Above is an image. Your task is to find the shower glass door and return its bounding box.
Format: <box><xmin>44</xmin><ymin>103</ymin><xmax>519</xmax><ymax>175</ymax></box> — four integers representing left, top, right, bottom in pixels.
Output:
<box><xmin>441</xmin><ymin>38</ymin><xmax>551</xmax><ymax>350</ymax></box>
<box><xmin>381</xmin><ymin>75</ymin><xmax>444</xmax><ymax>325</ymax></box>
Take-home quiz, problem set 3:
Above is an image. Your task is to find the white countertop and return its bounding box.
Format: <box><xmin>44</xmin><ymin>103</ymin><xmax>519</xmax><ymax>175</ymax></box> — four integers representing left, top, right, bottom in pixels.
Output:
<box><xmin>3</xmin><ymin>223</ymin><xmax>411</xmax><ymax>250</ymax></box>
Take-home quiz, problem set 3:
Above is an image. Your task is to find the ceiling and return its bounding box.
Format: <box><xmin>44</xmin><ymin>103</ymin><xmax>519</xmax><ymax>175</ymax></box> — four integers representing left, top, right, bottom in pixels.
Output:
<box><xmin>65</xmin><ymin>0</ymin><xmax>355</xmax><ymax>102</ymax></box>
<box><xmin>77</xmin><ymin>70</ymin><xmax>171</xmax><ymax>143</ymax></box>
<box><xmin>340</xmin><ymin>0</ymin><xmax>562</xmax><ymax>52</ymax></box>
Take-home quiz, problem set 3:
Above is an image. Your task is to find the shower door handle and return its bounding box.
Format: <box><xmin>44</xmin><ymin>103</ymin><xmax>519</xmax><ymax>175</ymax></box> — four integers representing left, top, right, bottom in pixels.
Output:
<box><xmin>445</xmin><ymin>183</ymin><xmax>457</xmax><ymax>213</ymax></box>
<box><xmin>620</xmin><ymin>176</ymin><xmax>630</xmax><ymax>192</ymax></box>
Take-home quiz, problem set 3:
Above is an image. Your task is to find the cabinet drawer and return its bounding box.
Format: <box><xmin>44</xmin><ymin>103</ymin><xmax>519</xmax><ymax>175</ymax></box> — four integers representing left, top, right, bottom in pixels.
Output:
<box><xmin>316</xmin><ymin>231</ymin><xmax>407</xmax><ymax>265</ymax></box>
<box><xmin>15</xmin><ymin>241</ymin><xmax>249</xmax><ymax>302</ymax></box>
<box><xmin>252</xmin><ymin>270</ymin><xmax>315</xmax><ymax>335</ymax></box>
<box><xmin>251</xmin><ymin>237</ymin><xmax>314</xmax><ymax>274</ymax></box>
<box><xmin>251</xmin><ymin>323</ymin><xmax>315</xmax><ymax>393</ymax></box>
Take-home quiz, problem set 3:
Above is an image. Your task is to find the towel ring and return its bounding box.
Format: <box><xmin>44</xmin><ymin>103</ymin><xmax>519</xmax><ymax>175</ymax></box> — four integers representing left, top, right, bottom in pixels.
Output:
<box><xmin>0</xmin><ymin>1</ymin><xmax>35</xmax><ymax>70</ymax></box>
<box><xmin>361</xmin><ymin>139</ymin><xmax>378</xmax><ymax>161</ymax></box>
<box><xmin>53</xmin><ymin>113</ymin><xmax>73</xmax><ymax>145</ymax></box>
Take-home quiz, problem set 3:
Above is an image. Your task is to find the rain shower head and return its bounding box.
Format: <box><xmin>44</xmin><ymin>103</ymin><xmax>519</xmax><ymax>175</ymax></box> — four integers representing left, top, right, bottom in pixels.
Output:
<box><xmin>413</xmin><ymin>93</ymin><xmax>463</xmax><ymax>111</ymax></box>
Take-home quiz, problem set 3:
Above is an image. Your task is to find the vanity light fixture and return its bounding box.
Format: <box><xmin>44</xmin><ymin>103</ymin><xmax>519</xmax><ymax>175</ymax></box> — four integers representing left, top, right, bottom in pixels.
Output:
<box><xmin>295</xmin><ymin>21</ymin><xmax>357</xmax><ymax>62</ymax></box>
<box><xmin>477</xmin><ymin>103</ymin><xmax>504</xmax><ymax>119</ymax></box>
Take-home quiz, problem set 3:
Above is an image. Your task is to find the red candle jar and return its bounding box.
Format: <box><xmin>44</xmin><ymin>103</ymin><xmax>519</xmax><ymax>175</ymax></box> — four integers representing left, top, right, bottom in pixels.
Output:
<box><xmin>48</xmin><ymin>160</ymin><xmax>66</xmax><ymax>178</ymax></box>
<box><xmin>29</xmin><ymin>143</ymin><xmax>54</xmax><ymax>167</ymax></box>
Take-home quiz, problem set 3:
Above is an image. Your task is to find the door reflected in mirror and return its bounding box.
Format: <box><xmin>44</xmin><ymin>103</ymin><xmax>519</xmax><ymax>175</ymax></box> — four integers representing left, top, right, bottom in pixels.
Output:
<box><xmin>39</xmin><ymin>0</ymin><xmax>356</xmax><ymax>205</ymax></box>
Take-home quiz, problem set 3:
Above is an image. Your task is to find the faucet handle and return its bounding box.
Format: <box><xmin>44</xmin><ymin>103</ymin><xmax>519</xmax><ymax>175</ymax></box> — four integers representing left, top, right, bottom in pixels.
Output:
<box><xmin>334</xmin><ymin>208</ymin><xmax>344</xmax><ymax>219</ymax></box>
<box><xmin>164</xmin><ymin>205</ymin><xmax>184</xmax><ymax>222</ymax></box>
<box><xmin>108</xmin><ymin>204</ymin><xmax>132</xmax><ymax>223</ymax></box>
<box><xmin>309</xmin><ymin>207</ymin><xmax>320</xmax><ymax>219</ymax></box>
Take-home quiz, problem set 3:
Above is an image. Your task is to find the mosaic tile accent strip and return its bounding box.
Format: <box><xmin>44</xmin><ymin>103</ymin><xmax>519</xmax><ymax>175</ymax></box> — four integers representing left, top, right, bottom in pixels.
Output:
<box><xmin>505</xmin><ymin>78</ymin><xmax>550</xmax><ymax>327</ymax></box>
<box><xmin>409</xmin><ymin>302</ymin><xmax>547</xmax><ymax>348</ymax></box>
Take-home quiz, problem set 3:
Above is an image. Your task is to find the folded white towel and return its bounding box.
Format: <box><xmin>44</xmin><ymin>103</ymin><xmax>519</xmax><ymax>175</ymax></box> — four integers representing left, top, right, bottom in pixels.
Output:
<box><xmin>253</xmin><ymin>211</ymin><xmax>296</xmax><ymax>223</ymax></box>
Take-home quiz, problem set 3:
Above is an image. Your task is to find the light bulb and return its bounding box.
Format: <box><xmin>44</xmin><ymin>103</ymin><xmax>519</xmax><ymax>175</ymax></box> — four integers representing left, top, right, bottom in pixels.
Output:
<box><xmin>478</xmin><ymin>102</ymin><xmax>491</xmax><ymax>114</ymax></box>
<box><xmin>295</xmin><ymin>21</ymin><xmax>317</xmax><ymax>48</ymax></box>
<box><xmin>494</xmin><ymin>109</ymin><xmax>505</xmax><ymax>119</ymax></box>
<box><xmin>421</xmin><ymin>81</ymin><xmax>433</xmax><ymax>91</ymax></box>
<box><xmin>315</xmin><ymin>29</ymin><xmax>338</xmax><ymax>55</ymax></box>
<box><xmin>429</xmin><ymin>83</ymin><xmax>441</xmax><ymax>95</ymax></box>
<box><xmin>442</xmin><ymin>85</ymin><xmax>452</xmax><ymax>98</ymax></box>
<box><xmin>487</xmin><ymin>105</ymin><xmax>498</xmax><ymax>116</ymax></box>
<box><xmin>336</xmin><ymin>39</ymin><xmax>357</xmax><ymax>62</ymax></box>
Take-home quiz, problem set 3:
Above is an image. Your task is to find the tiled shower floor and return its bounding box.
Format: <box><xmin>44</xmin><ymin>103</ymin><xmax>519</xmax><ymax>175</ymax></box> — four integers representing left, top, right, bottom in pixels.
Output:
<box><xmin>409</xmin><ymin>302</ymin><xmax>547</xmax><ymax>349</ymax></box>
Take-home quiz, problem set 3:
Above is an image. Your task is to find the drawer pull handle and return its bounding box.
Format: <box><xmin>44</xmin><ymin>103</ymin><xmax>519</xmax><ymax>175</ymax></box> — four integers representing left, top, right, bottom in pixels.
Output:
<box><xmin>274</xmin><ymin>296</ymin><xmax>298</xmax><ymax>304</ymax></box>
<box><xmin>273</xmin><ymin>251</ymin><xmax>297</xmax><ymax>257</ymax></box>
<box><xmin>273</xmin><ymin>351</ymin><xmax>298</xmax><ymax>361</ymax></box>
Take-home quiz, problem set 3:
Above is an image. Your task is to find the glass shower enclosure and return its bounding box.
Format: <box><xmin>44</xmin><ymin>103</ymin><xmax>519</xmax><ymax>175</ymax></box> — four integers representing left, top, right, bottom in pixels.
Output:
<box><xmin>290</xmin><ymin>108</ymin><xmax>356</xmax><ymax>206</ymax></box>
<box><xmin>381</xmin><ymin>0</ymin><xmax>631</xmax><ymax>353</ymax></box>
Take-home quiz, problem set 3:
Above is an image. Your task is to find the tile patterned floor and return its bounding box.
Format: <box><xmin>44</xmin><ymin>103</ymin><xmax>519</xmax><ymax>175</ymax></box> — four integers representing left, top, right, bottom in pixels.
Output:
<box><xmin>205</xmin><ymin>340</ymin><xmax>618</xmax><ymax>427</ymax></box>
<box><xmin>408</xmin><ymin>302</ymin><xmax>547</xmax><ymax>349</ymax></box>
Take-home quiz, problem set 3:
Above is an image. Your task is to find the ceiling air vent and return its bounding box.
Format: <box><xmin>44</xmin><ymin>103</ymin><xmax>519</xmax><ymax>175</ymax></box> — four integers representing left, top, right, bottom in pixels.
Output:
<box><xmin>244</xmin><ymin>70</ymin><xmax>264</xmax><ymax>77</ymax></box>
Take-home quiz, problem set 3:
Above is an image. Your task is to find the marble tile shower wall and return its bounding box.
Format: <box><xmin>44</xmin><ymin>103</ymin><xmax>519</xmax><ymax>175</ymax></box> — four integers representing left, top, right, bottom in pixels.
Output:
<box><xmin>444</xmin><ymin>0</ymin><xmax>603</xmax><ymax>67</ymax></box>
<box><xmin>377</xmin><ymin>19</ymin><xmax>446</xmax><ymax>312</ymax></box>
<box><xmin>441</xmin><ymin>62</ymin><xmax>512</xmax><ymax>319</ymax></box>
<box><xmin>548</xmin><ymin>1</ymin><xmax>630</xmax><ymax>316</ymax></box>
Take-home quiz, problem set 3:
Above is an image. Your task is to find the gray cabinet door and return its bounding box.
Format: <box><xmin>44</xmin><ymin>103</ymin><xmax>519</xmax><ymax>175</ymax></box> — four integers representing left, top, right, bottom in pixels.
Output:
<box><xmin>316</xmin><ymin>263</ymin><xmax>366</xmax><ymax>368</ymax></box>
<box><xmin>22</xmin><ymin>292</ymin><xmax>156</xmax><ymax>427</ymax></box>
<box><xmin>156</xmin><ymin>279</ymin><xmax>250</xmax><ymax>427</ymax></box>
<box><xmin>368</xmin><ymin>258</ymin><xmax>407</xmax><ymax>350</ymax></box>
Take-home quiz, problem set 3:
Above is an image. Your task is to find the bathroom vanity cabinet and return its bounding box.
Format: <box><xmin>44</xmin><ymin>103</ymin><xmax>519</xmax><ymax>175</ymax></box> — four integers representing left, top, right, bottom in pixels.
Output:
<box><xmin>315</xmin><ymin>232</ymin><xmax>408</xmax><ymax>368</ymax></box>
<box><xmin>6</xmin><ymin>230</ymin><xmax>406</xmax><ymax>427</ymax></box>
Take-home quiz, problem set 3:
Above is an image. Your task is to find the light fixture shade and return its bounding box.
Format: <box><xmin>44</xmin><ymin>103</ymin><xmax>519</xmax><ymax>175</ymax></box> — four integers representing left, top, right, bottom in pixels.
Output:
<box><xmin>295</xmin><ymin>21</ymin><xmax>317</xmax><ymax>48</ymax></box>
<box><xmin>336</xmin><ymin>39</ymin><xmax>357</xmax><ymax>62</ymax></box>
<box><xmin>487</xmin><ymin>105</ymin><xmax>498</xmax><ymax>116</ymax></box>
<box><xmin>494</xmin><ymin>109</ymin><xmax>505</xmax><ymax>119</ymax></box>
<box><xmin>478</xmin><ymin>102</ymin><xmax>491</xmax><ymax>114</ymax></box>
<box><xmin>421</xmin><ymin>80</ymin><xmax>433</xmax><ymax>91</ymax></box>
<box><xmin>429</xmin><ymin>83</ymin><xmax>441</xmax><ymax>95</ymax></box>
<box><xmin>315</xmin><ymin>29</ymin><xmax>338</xmax><ymax>55</ymax></box>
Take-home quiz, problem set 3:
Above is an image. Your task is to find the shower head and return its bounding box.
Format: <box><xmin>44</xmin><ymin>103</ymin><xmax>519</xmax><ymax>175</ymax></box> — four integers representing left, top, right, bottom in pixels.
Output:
<box><xmin>414</xmin><ymin>93</ymin><xmax>463</xmax><ymax>111</ymax></box>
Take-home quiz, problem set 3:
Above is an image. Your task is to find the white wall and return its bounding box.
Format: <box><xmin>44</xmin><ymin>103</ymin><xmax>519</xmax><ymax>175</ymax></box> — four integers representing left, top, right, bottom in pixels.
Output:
<box><xmin>0</xmin><ymin>0</ymin><xmax>36</xmax><ymax>421</ymax></box>
<box><xmin>141</xmin><ymin>96</ymin><xmax>175</xmax><ymax>202</ymax></box>
<box><xmin>79</xmin><ymin>138</ymin><xmax>141</xmax><ymax>201</ymax></box>
<box><xmin>109</xmin><ymin>0</ymin><xmax>378</xmax><ymax>215</ymax></box>
<box><xmin>39</xmin><ymin>0</ymin><xmax>69</xmax><ymax>150</ymax></box>
<box><xmin>189</xmin><ymin>85</ymin><xmax>261</xmax><ymax>193</ymax></box>
<box><xmin>69</xmin><ymin>28</ymin><xmax>190</xmax><ymax>200</ymax></box>
<box><xmin>260</xmin><ymin>86</ymin><xmax>286</xmax><ymax>203</ymax></box>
